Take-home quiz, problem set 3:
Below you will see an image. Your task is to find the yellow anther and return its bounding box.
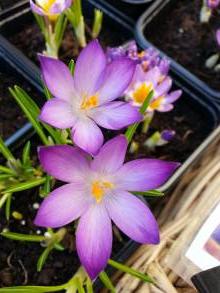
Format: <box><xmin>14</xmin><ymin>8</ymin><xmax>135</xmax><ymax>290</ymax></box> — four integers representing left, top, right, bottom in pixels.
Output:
<box><xmin>91</xmin><ymin>181</ymin><xmax>114</xmax><ymax>203</ymax></box>
<box><xmin>81</xmin><ymin>95</ymin><xmax>99</xmax><ymax>110</ymax></box>
<box><xmin>150</xmin><ymin>96</ymin><xmax>164</xmax><ymax>110</ymax></box>
<box><xmin>36</xmin><ymin>0</ymin><xmax>58</xmax><ymax>21</ymax></box>
<box><xmin>138</xmin><ymin>51</ymin><xmax>145</xmax><ymax>58</ymax></box>
<box><xmin>133</xmin><ymin>83</ymin><xmax>153</xmax><ymax>104</ymax></box>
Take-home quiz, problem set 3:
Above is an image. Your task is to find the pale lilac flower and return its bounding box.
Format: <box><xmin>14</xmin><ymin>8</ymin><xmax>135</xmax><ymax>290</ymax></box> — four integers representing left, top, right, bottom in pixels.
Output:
<box><xmin>207</xmin><ymin>0</ymin><xmax>220</xmax><ymax>9</ymax></box>
<box><xmin>125</xmin><ymin>65</ymin><xmax>182</xmax><ymax>113</ymax></box>
<box><xmin>216</xmin><ymin>29</ymin><xmax>220</xmax><ymax>46</ymax></box>
<box><xmin>30</xmin><ymin>0</ymin><xmax>72</xmax><ymax>19</ymax></box>
<box><xmin>39</xmin><ymin>40</ymin><xmax>141</xmax><ymax>155</ymax></box>
<box><xmin>34</xmin><ymin>135</ymin><xmax>180</xmax><ymax>279</ymax></box>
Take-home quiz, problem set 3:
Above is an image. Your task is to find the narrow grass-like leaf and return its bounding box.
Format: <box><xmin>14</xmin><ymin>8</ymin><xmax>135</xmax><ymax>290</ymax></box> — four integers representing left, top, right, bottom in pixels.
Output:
<box><xmin>4</xmin><ymin>177</ymin><xmax>46</xmax><ymax>193</ymax></box>
<box><xmin>68</xmin><ymin>59</ymin><xmax>75</xmax><ymax>75</ymax></box>
<box><xmin>0</xmin><ymin>284</ymin><xmax>65</xmax><ymax>292</ymax></box>
<box><xmin>1</xmin><ymin>231</ymin><xmax>44</xmax><ymax>242</ymax></box>
<box><xmin>5</xmin><ymin>193</ymin><xmax>12</xmax><ymax>220</ymax></box>
<box><xmin>125</xmin><ymin>91</ymin><xmax>154</xmax><ymax>143</ymax></box>
<box><xmin>22</xmin><ymin>141</ymin><xmax>31</xmax><ymax>166</ymax></box>
<box><xmin>37</xmin><ymin>246</ymin><xmax>53</xmax><ymax>272</ymax></box>
<box><xmin>55</xmin><ymin>14</ymin><xmax>67</xmax><ymax>47</ymax></box>
<box><xmin>108</xmin><ymin>259</ymin><xmax>154</xmax><ymax>284</ymax></box>
<box><xmin>0</xmin><ymin>165</ymin><xmax>16</xmax><ymax>175</ymax></box>
<box><xmin>0</xmin><ymin>136</ymin><xmax>15</xmax><ymax>160</ymax></box>
<box><xmin>0</xmin><ymin>193</ymin><xmax>11</xmax><ymax>208</ymax></box>
<box><xmin>133</xmin><ymin>190</ymin><xmax>164</xmax><ymax>197</ymax></box>
<box><xmin>99</xmin><ymin>271</ymin><xmax>116</xmax><ymax>292</ymax></box>
<box><xmin>85</xmin><ymin>277</ymin><xmax>93</xmax><ymax>293</ymax></box>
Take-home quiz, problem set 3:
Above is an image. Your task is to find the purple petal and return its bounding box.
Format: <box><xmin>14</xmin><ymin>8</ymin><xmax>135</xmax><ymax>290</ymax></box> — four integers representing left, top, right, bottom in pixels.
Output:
<box><xmin>39</xmin><ymin>54</ymin><xmax>76</xmax><ymax>102</ymax></box>
<box><xmin>34</xmin><ymin>183</ymin><xmax>91</xmax><ymax>228</ymax></box>
<box><xmin>158</xmin><ymin>104</ymin><xmax>174</xmax><ymax>112</ymax></box>
<box><xmin>39</xmin><ymin>98</ymin><xmax>77</xmax><ymax>129</ymax></box>
<box><xmin>156</xmin><ymin>77</ymin><xmax>172</xmax><ymax>96</ymax></box>
<box><xmin>90</xmin><ymin>101</ymin><xmax>142</xmax><ymax>130</ymax></box>
<box><xmin>115</xmin><ymin>159</ymin><xmax>180</xmax><ymax>191</ymax></box>
<box><xmin>49</xmin><ymin>0</ymin><xmax>72</xmax><ymax>14</ymax></box>
<box><xmin>106</xmin><ymin>191</ymin><xmax>159</xmax><ymax>244</ymax></box>
<box><xmin>98</xmin><ymin>57</ymin><xmax>136</xmax><ymax>104</ymax></box>
<box><xmin>216</xmin><ymin>29</ymin><xmax>220</xmax><ymax>46</ymax></box>
<box><xmin>165</xmin><ymin>90</ymin><xmax>182</xmax><ymax>104</ymax></box>
<box><xmin>72</xmin><ymin>118</ymin><xmax>104</xmax><ymax>156</ymax></box>
<box><xmin>76</xmin><ymin>204</ymin><xmax>112</xmax><ymax>279</ymax></box>
<box><xmin>91</xmin><ymin>135</ymin><xmax>127</xmax><ymax>173</ymax></box>
<box><xmin>38</xmin><ymin>145</ymin><xmax>90</xmax><ymax>182</ymax></box>
<box><xmin>74</xmin><ymin>40</ymin><xmax>107</xmax><ymax>96</ymax></box>
<box><xmin>30</xmin><ymin>0</ymin><xmax>45</xmax><ymax>15</ymax></box>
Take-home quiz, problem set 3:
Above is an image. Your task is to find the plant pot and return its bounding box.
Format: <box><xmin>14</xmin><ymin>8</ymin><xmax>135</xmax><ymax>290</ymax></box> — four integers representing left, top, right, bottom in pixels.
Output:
<box><xmin>88</xmin><ymin>0</ymin><xmax>158</xmax><ymax>31</ymax></box>
<box><xmin>135</xmin><ymin>0</ymin><xmax>220</xmax><ymax>102</ymax></box>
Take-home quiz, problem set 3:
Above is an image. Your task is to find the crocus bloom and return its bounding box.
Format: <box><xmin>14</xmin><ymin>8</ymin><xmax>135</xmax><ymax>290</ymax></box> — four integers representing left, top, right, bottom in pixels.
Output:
<box><xmin>207</xmin><ymin>0</ymin><xmax>220</xmax><ymax>9</ymax></box>
<box><xmin>216</xmin><ymin>29</ymin><xmax>220</xmax><ymax>46</ymax></box>
<box><xmin>39</xmin><ymin>40</ymin><xmax>141</xmax><ymax>155</ymax></box>
<box><xmin>125</xmin><ymin>65</ymin><xmax>182</xmax><ymax>113</ymax></box>
<box><xmin>30</xmin><ymin>0</ymin><xmax>72</xmax><ymax>20</ymax></box>
<box><xmin>34</xmin><ymin>135</ymin><xmax>180</xmax><ymax>279</ymax></box>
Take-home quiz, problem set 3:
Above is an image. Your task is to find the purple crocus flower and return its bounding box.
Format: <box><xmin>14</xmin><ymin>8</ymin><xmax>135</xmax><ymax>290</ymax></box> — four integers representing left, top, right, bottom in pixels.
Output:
<box><xmin>207</xmin><ymin>0</ymin><xmax>220</xmax><ymax>9</ymax></box>
<box><xmin>34</xmin><ymin>135</ymin><xmax>180</xmax><ymax>279</ymax></box>
<box><xmin>216</xmin><ymin>29</ymin><xmax>220</xmax><ymax>46</ymax></box>
<box><xmin>30</xmin><ymin>0</ymin><xmax>72</xmax><ymax>19</ymax></box>
<box><xmin>125</xmin><ymin>65</ymin><xmax>182</xmax><ymax>113</ymax></box>
<box><xmin>39</xmin><ymin>40</ymin><xmax>141</xmax><ymax>155</ymax></box>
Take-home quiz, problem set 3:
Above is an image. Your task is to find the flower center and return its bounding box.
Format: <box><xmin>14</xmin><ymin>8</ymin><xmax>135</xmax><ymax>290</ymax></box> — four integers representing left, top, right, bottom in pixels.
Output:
<box><xmin>37</xmin><ymin>0</ymin><xmax>56</xmax><ymax>11</ymax></box>
<box><xmin>80</xmin><ymin>95</ymin><xmax>99</xmax><ymax>110</ymax></box>
<box><xmin>150</xmin><ymin>96</ymin><xmax>164</xmax><ymax>110</ymax></box>
<box><xmin>91</xmin><ymin>181</ymin><xmax>114</xmax><ymax>203</ymax></box>
<box><xmin>133</xmin><ymin>82</ymin><xmax>153</xmax><ymax>105</ymax></box>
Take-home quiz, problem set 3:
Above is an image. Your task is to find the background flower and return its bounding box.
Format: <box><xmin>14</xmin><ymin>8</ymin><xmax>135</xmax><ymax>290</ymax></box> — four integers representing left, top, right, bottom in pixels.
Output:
<box><xmin>34</xmin><ymin>135</ymin><xmax>180</xmax><ymax>279</ymax></box>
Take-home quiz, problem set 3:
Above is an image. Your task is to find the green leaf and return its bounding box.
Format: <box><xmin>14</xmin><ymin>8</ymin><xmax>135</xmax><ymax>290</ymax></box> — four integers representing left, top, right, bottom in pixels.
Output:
<box><xmin>33</xmin><ymin>13</ymin><xmax>46</xmax><ymax>35</ymax></box>
<box><xmin>0</xmin><ymin>193</ymin><xmax>11</xmax><ymax>209</ymax></box>
<box><xmin>55</xmin><ymin>13</ymin><xmax>68</xmax><ymax>47</ymax></box>
<box><xmin>0</xmin><ymin>136</ymin><xmax>15</xmax><ymax>161</ymax></box>
<box><xmin>1</xmin><ymin>231</ymin><xmax>45</xmax><ymax>242</ymax></box>
<box><xmin>5</xmin><ymin>193</ymin><xmax>12</xmax><ymax>220</ymax></box>
<box><xmin>99</xmin><ymin>271</ymin><xmax>116</xmax><ymax>292</ymax></box>
<box><xmin>3</xmin><ymin>177</ymin><xmax>46</xmax><ymax>193</ymax></box>
<box><xmin>68</xmin><ymin>59</ymin><xmax>75</xmax><ymax>75</ymax></box>
<box><xmin>9</xmin><ymin>87</ymin><xmax>49</xmax><ymax>145</ymax></box>
<box><xmin>108</xmin><ymin>259</ymin><xmax>154</xmax><ymax>284</ymax></box>
<box><xmin>125</xmin><ymin>91</ymin><xmax>154</xmax><ymax>143</ymax></box>
<box><xmin>92</xmin><ymin>9</ymin><xmax>103</xmax><ymax>38</ymax></box>
<box><xmin>37</xmin><ymin>246</ymin><xmax>53</xmax><ymax>272</ymax></box>
<box><xmin>133</xmin><ymin>190</ymin><xmax>164</xmax><ymax>197</ymax></box>
<box><xmin>0</xmin><ymin>285</ymin><xmax>65</xmax><ymax>292</ymax></box>
<box><xmin>85</xmin><ymin>277</ymin><xmax>93</xmax><ymax>293</ymax></box>
<box><xmin>22</xmin><ymin>141</ymin><xmax>31</xmax><ymax>166</ymax></box>
<box><xmin>0</xmin><ymin>165</ymin><xmax>16</xmax><ymax>175</ymax></box>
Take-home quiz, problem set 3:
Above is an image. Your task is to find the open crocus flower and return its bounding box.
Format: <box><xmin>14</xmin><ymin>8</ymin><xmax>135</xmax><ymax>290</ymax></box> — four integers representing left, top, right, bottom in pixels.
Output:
<box><xmin>30</xmin><ymin>0</ymin><xmax>72</xmax><ymax>20</ymax></box>
<box><xmin>39</xmin><ymin>40</ymin><xmax>141</xmax><ymax>155</ymax></box>
<box><xmin>207</xmin><ymin>0</ymin><xmax>220</xmax><ymax>9</ymax></box>
<box><xmin>34</xmin><ymin>135</ymin><xmax>180</xmax><ymax>279</ymax></box>
<box><xmin>125</xmin><ymin>65</ymin><xmax>182</xmax><ymax>113</ymax></box>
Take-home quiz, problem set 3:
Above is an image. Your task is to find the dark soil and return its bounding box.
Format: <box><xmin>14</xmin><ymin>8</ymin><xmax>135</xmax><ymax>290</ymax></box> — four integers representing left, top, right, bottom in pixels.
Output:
<box><xmin>144</xmin><ymin>0</ymin><xmax>220</xmax><ymax>91</ymax></box>
<box><xmin>8</xmin><ymin>17</ymin><xmax>128</xmax><ymax>66</ymax></box>
<box><xmin>0</xmin><ymin>0</ymin><xmax>20</xmax><ymax>10</ymax></box>
<box><xmin>0</xmin><ymin>69</ymin><xmax>36</xmax><ymax>140</ymax></box>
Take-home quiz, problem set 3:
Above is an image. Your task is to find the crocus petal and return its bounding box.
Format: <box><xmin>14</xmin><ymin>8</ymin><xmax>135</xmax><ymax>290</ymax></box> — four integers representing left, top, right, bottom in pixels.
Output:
<box><xmin>90</xmin><ymin>101</ymin><xmax>142</xmax><ymax>130</ymax></box>
<box><xmin>72</xmin><ymin>118</ymin><xmax>104</xmax><ymax>156</ymax></box>
<box><xmin>98</xmin><ymin>57</ymin><xmax>135</xmax><ymax>104</ymax></box>
<box><xmin>114</xmin><ymin>159</ymin><xmax>180</xmax><ymax>191</ymax></box>
<box><xmin>106</xmin><ymin>190</ymin><xmax>159</xmax><ymax>244</ymax></box>
<box><xmin>145</xmin><ymin>67</ymin><xmax>161</xmax><ymax>87</ymax></box>
<box><xmin>156</xmin><ymin>77</ymin><xmax>172</xmax><ymax>96</ymax></box>
<box><xmin>38</xmin><ymin>145</ymin><xmax>90</xmax><ymax>183</ymax></box>
<box><xmin>91</xmin><ymin>135</ymin><xmax>127</xmax><ymax>173</ymax></box>
<box><xmin>157</xmin><ymin>104</ymin><xmax>174</xmax><ymax>112</ymax></box>
<box><xmin>39</xmin><ymin>54</ymin><xmax>76</xmax><ymax>102</ymax></box>
<box><xmin>76</xmin><ymin>204</ymin><xmax>112</xmax><ymax>279</ymax></box>
<box><xmin>165</xmin><ymin>90</ymin><xmax>182</xmax><ymax>104</ymax></box>
<box><xmin>49</xmin><ymin>0</ymin><xmax>72</xmax><ymax>14</ymax></box>
<box><xmin>30</xmin><ymin>0</ymin><xmax>45</xmax><ymax>15</ymax></box>
<box><xmin>39</xmin><ymin>98</ymin><xmax>77</xmax><ymax>129</ymax></box>
<box><xmin>74</xmin><ymin>40</ymin><xmax>107</xmax><ymax>96</ymax></box>
<box><xmin>34</xmin><ymin>183</ymin><xmax>92</xmax><ymax>228</ymax></box>
<box><xmin>217</xmin><ymin>29</ymin><xmax>220</xmax><ymax>47</ymax></box>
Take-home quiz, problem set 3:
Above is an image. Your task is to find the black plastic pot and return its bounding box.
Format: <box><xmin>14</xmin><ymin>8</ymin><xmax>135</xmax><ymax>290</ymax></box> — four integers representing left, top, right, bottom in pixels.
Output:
<box><xmin>88</xmin><ymin>0</ymin><xmax>159</xmax><ymax>31</ymax></box>
<box><xmin>135</xmin><ymin>0</ymin><xmax>220</xmax><ymax>102</ymax></box>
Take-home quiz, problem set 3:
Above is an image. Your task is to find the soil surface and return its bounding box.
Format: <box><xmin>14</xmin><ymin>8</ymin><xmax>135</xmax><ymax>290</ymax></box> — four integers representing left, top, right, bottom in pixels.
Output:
<box><xmin>0</xmin><ymin>69</ymin><xmax>35</xmax><ymax>140</ymax></box>
<box><xmin>8</xmin><ymin>17</ymin><xmax>128</xmax><ymax>66</ymax></box>
<box><xmin>144</xmin><ymin>0</ymin><xmax>220</xmax><ymax>91</ymax></box>
<box><xmin>0</xmin><ymin>0</ymin><xmax>20</xmax><ymax>10</ymax></box>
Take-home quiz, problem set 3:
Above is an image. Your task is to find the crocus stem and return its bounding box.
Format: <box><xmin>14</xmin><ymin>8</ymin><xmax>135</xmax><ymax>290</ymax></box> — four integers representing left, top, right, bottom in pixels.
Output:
<box><xmin>125</xmin><ymin>91</ymin><xmax>154</xmax><ymax>143</ymax></box>
<box><xmin>0</xmin><ymin>136</ymin><xmax>15</xmax><ymax>161</ymax></box>
<box><xmin>141</xmin><ymin>113</ymin><xmax>154</xmax><ymax>134</ymax></box>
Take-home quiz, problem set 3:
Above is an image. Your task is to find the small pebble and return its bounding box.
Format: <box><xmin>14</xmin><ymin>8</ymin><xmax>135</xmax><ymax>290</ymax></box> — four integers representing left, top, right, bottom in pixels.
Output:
<box><xmin>44</xmin><ymin>232</ymin><xmax>52</xmax><ymax>238</ymax></box>
<box><xmin>36</xmin><ymin>230</ymin><xmax>42</xmax><ymax>235</ymax></box>
<box><xmin>20</xmin><ymin>220</ymin><xmax>26</xmax><ymax>226</ymax></box>
<box><xmin>33</xmin><ymin>202</ymin><xmax>40</xmax><ymax>210</ymax></box>
<box><xmin>179</xmin><ymin>28</ymin><xmax>184</xmax><ymax>34</ymax></box>
<box><xmin>2</xmin><ymin>228</ymin><xmax>9</xmax><ymax>233</ymax></box>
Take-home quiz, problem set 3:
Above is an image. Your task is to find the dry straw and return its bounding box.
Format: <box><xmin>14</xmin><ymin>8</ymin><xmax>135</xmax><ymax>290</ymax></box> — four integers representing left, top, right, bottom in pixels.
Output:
<box><xmin>106</xmin><ymin>132</ymin><xmax>220</xmax><ymax>293</ymax></box>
